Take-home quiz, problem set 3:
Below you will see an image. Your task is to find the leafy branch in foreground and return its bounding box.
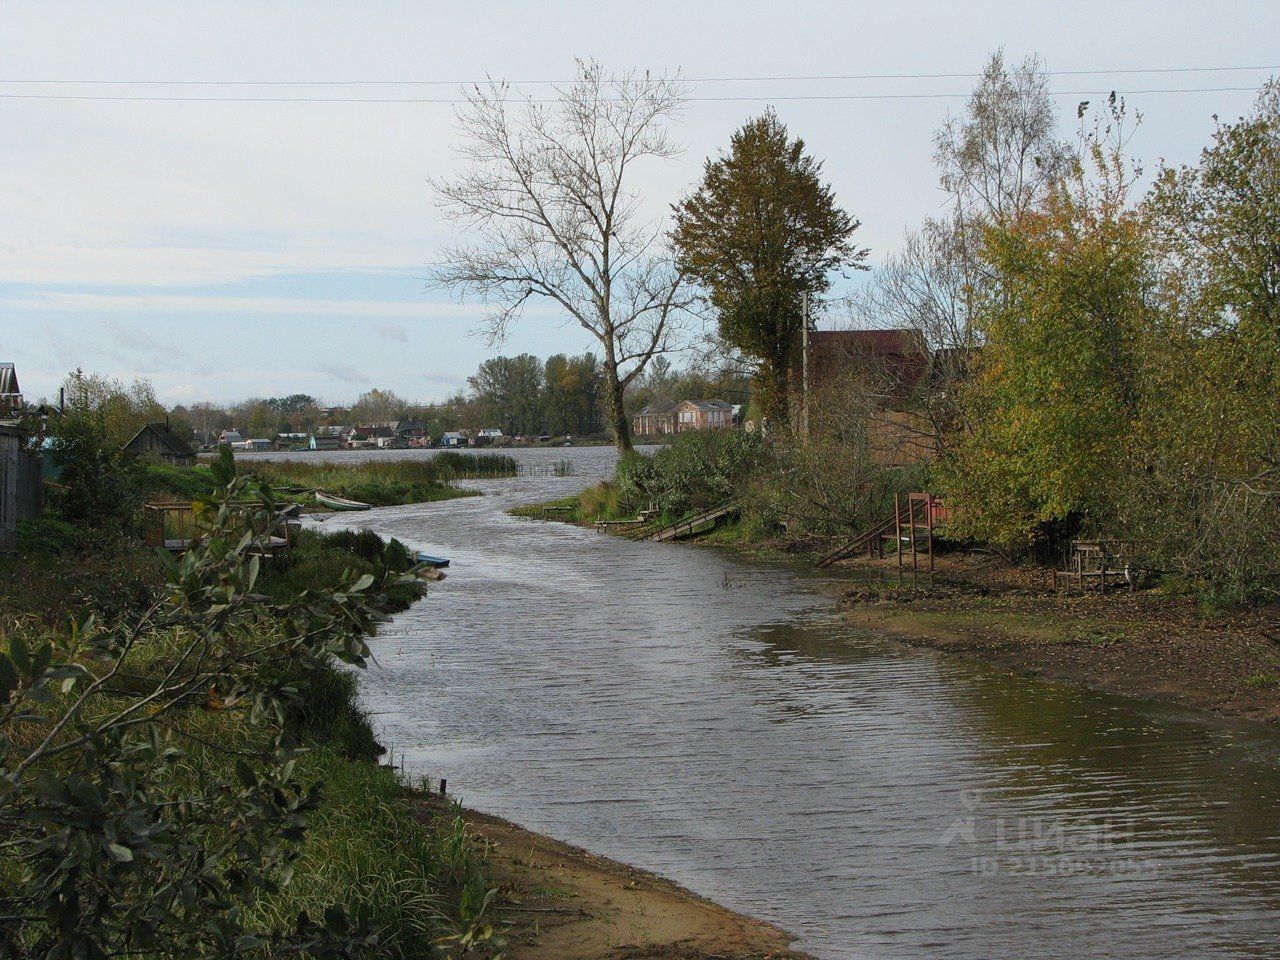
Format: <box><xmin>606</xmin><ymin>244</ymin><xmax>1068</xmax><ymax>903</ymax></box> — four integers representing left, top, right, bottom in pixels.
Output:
<box><xmin>0</xmin><ymin>470</ymin><xmax>436</xmax><ymax>959</ymax></box>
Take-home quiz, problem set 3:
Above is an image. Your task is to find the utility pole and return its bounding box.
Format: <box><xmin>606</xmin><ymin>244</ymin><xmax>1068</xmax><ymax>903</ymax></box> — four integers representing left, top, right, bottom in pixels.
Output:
<box><xmin>801</xmin><ymin>290</ymin><xmax>810</xmax><ymax>440</ymax></box>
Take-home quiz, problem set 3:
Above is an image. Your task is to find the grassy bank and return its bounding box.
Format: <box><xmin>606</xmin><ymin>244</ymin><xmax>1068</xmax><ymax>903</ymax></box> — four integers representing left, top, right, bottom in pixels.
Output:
<box><xmin>140</xmin><ymin>450</ymin><xmax>518</xmax><ymax>508</ymax></box>
<box><xmin>1</xmin><ymin>490</ymin><xmax>502</xmax><ymax>958</ymax></box>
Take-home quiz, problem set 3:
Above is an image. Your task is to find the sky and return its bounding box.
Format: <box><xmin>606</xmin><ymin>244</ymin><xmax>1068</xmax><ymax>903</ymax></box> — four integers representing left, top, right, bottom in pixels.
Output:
<box><xmin>3</xmin><ymin>1</ymin><xmax>1279</xmax><ymax>407</ymax></box>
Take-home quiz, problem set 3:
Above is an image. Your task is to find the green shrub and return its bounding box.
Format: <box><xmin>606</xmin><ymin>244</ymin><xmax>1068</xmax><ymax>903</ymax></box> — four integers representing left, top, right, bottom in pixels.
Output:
<box><xmin>617</xmin><ymin>429</ymin><xmax>768</xmax><ymax>517</ymax></box>
<box><xmin>45</xmin><ymin>407</ymin><xmax>141</xmax><ymax>528</ymax></box>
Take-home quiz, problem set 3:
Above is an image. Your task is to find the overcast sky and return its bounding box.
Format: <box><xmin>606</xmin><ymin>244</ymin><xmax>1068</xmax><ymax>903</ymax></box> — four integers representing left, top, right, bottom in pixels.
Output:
<box><xmin>3</xmin><ymin>1</ymin><xmax>1279</xmax><ymax>405</ymax></box>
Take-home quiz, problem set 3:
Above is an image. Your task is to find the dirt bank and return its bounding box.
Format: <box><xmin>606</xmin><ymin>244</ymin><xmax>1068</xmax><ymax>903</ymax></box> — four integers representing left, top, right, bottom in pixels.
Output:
<box><xmin>832</xmin><ymin>553</ymin><xmax>1280</xmax><ymax>723</ymax></box>
<box><xmin>413</xmin><ymin>794</ymin><xmax>811</xmax><ymax>960</ymax></box>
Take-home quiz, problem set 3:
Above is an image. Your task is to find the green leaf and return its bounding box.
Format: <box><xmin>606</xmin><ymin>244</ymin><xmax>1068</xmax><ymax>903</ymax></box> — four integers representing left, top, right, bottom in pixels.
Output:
<box><xmin>8</xmin><ymin>636</ymin><xmax>30</xmax><ymax>675</ymax></box>
<box><xmin>106</xmin><ymin>842</ymin><xmax>134</xmax><ymax>862</ymax></box>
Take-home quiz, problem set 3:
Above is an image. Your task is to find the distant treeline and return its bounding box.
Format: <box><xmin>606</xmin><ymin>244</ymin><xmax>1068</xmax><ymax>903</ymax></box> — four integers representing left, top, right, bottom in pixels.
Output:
<box><xmin>51</xmin><ymin>351</ymin><xmax>750</xmax><ymax>446</ymax></box>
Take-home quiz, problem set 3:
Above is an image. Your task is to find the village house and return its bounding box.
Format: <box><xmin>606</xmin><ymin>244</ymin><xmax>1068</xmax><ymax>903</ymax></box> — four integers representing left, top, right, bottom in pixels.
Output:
<box><xmin>309</xmin><ymin>426</ymin><xmax>344</xmax><ymax>450</ymax></box>
<box><xmin>272</xmin><ymin>432</ymin><xmax>310</xmax><ymax>451</ymax></box>
<box><xmin>676</xmin><ymin>398</ymin><xmax>735</xmax><ymax>431</ymax></box>
<box><xmin>343</xmin><ymin>425</ymin><xmax>394</xmax><ymax>449</ymax></box>
<box><xmin>390</xmin><ymin>418</ymin><xmax>428</xmax><ymax>442</ymax></box>
<box><xmin>802</xmin><ymin>328</ymin><xmax>936</xmax><ymax>467</ymax></box>
<box><xmin>633</xmin><ymin>404</ymin><xmax>676</xmax><ymax>436</ymax></box>
<box><xmin>0</xmin><ymin>363</ymin><xmax>22</xmax><ymax>421</ymax></box>
<box><xmin>804</xmin><ymin>329</ymin><xmax>930</xmax><ymax>402</ymax></box>
<box><xmin>218</xmin><ymin>429</ymin><xmax>243</xmax><ymax>446</ymax></box>
<box><xmin>0</xmin><ymin>364</ymin><xmax>41</xmax><ymax>552</ymax></box>
<box><xmin>439</xmin><ymin>431</ymin><xmax>469</xmax><ymax>448</ymax></box>
<box><xmin>633</xmin><ymin>398</ymin><xmax>737</xmax><ymax>437</ymax></box>
<box><xmin>122</xmin><ymin>421</ymin><xmax>197</xmax><ymax>466</ymax></box>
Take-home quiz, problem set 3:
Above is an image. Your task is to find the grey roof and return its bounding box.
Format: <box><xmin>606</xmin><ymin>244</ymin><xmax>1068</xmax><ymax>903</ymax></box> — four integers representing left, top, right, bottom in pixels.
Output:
<box><xmin>0</xmin><ymin>363</ymin><xmax>18</xmax><ymax>395</ymax></box>
<box><xmin>682</xmin><ymin>398</ymin><xmax>734</xmax><ymax>411</ymax></box>
<box><xmin>124</xmin><ymin>422</ymin><xmax>196</xmax><ymax>459</ymax></box>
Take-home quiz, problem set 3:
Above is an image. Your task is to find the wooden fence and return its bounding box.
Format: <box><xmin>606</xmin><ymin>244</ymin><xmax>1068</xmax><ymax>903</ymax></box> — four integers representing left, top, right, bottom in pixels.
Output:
<box><xmin>0</xmin><ymin>426</ymin><xmax>42</xmax><ymax>552</ymax></box>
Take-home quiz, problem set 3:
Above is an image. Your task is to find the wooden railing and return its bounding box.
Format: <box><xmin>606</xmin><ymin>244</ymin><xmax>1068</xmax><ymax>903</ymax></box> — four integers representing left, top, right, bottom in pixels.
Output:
<box><xmin>143</xmin><ymin>501</ymin><xmax>296</xmax><ymax>555</ymax></box>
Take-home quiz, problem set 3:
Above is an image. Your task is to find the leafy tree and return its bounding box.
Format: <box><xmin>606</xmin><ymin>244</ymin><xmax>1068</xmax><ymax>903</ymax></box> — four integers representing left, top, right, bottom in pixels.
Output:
<box><xmin>1132</xmin><ymin>79</ymin><xmax>1280</xmax><ymax>600</ymax></box>
<box><xmin>60</xmin><ymin>369</ymin><xmax>167</xmax><ymax>448</ymax></box>
<box><xmin>672</xmin><ymin>110</ymin><xmax>867</xmax><ymax>424</ymax></box>
<box><xmin>933</xmin><ymin>50</ymin><xmax>1074</xmax><ymax>229</ymax></box>
<box><xmin>348</xmin><ymin>388</ymin><xmax>407</xmax><ymax>425</ymax></box>
<box><xmin>47</xmin><ymin>405</ymin><xmax>140</xmax><ymax>528</ymax></box>
<box><xmin>542</xmin><ymin>353</ymin><xmax>603</xmax><ymax>436</ymax></box>
<box><xmin>860</xmin><ymin>52</ymin><xmax>1072</xmax><ymax>454</ymax></box>
<box><xmin>944</xmin><ymin>99</ymin><xmax>1148</xmax><ymax>552</ymax></box>
<box><xmin>468</xmin><ymin>354</ymin><xmax>544</xmax><ymax>435</ymax></box>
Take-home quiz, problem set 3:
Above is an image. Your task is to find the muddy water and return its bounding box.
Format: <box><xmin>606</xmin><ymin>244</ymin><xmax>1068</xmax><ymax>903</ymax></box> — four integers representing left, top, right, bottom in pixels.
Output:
<box><xmin>308</xmin><ymin>448</ymin><xmax>1280</xmax><ymax>959</ymax></box>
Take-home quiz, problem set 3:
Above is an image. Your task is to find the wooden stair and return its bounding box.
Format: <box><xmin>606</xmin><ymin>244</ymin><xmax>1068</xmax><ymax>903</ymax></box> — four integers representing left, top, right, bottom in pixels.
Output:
<box><xmin>816</xmin><ymin>513</ymin><xmax>900</xmax><ymax>568</ymax></box>
<box><xmin>643</xmin><ymin>501</ymin><xmax>740</xmax><ymax>543</ymax></box>
<box><xmin>816</xmin><ymin>493</ymin><xmax>949</xmax><ymax>569</ymax></box>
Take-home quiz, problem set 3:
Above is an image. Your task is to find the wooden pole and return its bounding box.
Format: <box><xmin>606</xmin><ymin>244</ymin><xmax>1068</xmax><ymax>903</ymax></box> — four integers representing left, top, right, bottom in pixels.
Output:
<box><xmin>801</xmin><ymin>291</ymin><xmax>810</xmax><ymax>440</ymax></box>
<box><xmin>895</xmin><ymin>492</ymin><xmax>903</xmax><ymax>575</ymax></box>
<box><xmin>909</xmin><ymin>496</ymin><xmax>918</xmax><ymax>588</ymax></box>
<box><xmin>927</xmin><ymin>495</ymin><xmax>935</xmax><ymax>574</ymax></box>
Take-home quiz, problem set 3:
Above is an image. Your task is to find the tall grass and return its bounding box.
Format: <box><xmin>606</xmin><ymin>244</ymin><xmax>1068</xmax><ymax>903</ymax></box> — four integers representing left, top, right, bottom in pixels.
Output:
<box><xmin>242</xmin><ymin>454</ymin><xmax>518</xmax><ymax>506</ymax></box>
<box><xmin>137</xmin><ymin>453</ymin><xmax>520</xmax><ymax>508</ymax></box>
<box><xmin>247</xmin><ymin>750</ymin><xmax>495</xmax><ymax>959</ymax></box>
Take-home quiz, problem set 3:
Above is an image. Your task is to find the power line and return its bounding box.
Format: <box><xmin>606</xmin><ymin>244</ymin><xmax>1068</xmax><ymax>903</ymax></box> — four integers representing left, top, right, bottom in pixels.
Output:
<box><xmin>0</xmin><ymin>86</ymin><xmax>1265</xmax><ymax>104</ymax></box>
<box><xmin>0</xmin><ymin>64</ymin><xmax>1276</xmax><ymax>86</ymax></box>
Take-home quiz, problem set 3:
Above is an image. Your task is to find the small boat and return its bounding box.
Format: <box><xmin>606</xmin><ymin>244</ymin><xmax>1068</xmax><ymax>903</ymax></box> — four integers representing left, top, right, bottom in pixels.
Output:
<box><xmin>276</xmin><ymin>503</ymin><xmax>303</xmax><ymax>518</ymax></box>
<box><xmin>415</xmin><ymin>552</ymin><xmax>450</xmax><ymax>568</ymax></box>
<box><xmin>315</xmin><ymin>491</ymin><xmax>372</xmax><ymax>511</ymax></box>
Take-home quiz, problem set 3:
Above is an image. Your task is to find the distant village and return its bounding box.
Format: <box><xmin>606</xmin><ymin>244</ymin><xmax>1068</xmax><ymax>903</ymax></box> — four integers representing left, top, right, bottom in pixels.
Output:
<box><xmin>210</xmin><ymin>397</ymin><xmax>747</xmax><ymax>455</ymax></box>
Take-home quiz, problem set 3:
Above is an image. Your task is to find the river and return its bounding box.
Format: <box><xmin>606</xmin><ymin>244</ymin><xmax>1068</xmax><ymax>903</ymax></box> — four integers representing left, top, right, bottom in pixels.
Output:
<box><xmin>299</xmin><ymin>446</ymin><xmax>1280</xmax><ymax>959</ymax></box>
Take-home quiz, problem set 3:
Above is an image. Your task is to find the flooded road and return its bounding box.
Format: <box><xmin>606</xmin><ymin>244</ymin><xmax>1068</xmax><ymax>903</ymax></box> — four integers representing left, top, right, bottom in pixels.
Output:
<box><xmin>309</xmin><ymin>447</ymin><xmax>1280</xmax><ymax>959</ymax></box>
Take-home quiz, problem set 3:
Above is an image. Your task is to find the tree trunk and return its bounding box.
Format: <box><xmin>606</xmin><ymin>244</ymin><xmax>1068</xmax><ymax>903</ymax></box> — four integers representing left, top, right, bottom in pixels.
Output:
<box><xmin>755</xmin><ymin>358</ymin><xmax>791</xmax><ymax>431</ymax></box>
<box><xmin>601</xmin><ymin>344</ymin><xmax>634</xmax><ymax>455</ymax></box>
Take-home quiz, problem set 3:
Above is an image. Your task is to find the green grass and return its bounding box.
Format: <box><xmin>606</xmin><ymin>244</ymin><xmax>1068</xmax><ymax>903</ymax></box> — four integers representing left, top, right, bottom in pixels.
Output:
<box><xmin>246</xmin><ymin>750</ymin><xmax>498</xmax><ymax>959</ymax></box>
<box><xmin>259</xmin><ymin>528</ymin><xmax>422</xmax><ymax>612</ymax></box>
<box><xmin>138</xmin><ymin>453</ymin><xmax>519</xmax><ymax>509</ymax></box>
<box><xmin>509</xmin><ymin>482</ymin><xmax>631</xmax><ymax>526</ymax></box>
<box><xmin>248</xmin><ymin>453</ymin><xmax>516</xmax><ymax>507</ymax></box>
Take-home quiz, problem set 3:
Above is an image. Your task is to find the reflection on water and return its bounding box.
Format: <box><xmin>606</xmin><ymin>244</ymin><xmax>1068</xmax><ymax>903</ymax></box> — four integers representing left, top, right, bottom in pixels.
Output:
<box><xmin>308</xmin><ymin>450</ymin><xmax>1280</xmax><ymax>959</ymax></box>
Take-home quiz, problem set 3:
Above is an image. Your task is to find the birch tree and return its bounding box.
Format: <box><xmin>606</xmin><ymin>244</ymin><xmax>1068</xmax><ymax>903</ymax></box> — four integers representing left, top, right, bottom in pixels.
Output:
<box><xmin>432</xmin><ymin>61</ymin><xmax>691</xmax><ymax>453</ymax></box>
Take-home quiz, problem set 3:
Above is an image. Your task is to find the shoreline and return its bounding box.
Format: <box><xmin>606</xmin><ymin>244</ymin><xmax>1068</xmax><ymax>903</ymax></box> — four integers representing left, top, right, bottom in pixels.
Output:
<box><xmin>830</xmin><ymin>555</ymin><xmax>1280</xmax><ymax>724</ymax></box>
<box><xmin>513</xmin><ymin>497</ymin><xmax>1280</xmax><ymax>726</ymax></box>
<box><xmin>411</xmin><ymin>791</ymin><xmax>812</xmax><ymax>960</ymax></box>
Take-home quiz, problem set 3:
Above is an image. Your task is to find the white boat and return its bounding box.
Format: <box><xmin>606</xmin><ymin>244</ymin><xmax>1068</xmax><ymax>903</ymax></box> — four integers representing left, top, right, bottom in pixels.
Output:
<box><xmin>315</xmin><ymin>491</ymin><xmax>372</xmax><ymax>511</ymax></box>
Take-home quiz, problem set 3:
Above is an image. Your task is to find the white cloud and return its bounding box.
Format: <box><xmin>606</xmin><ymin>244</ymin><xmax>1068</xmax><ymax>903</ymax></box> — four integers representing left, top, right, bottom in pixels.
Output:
<box><xmin>1</xmin><ymin>290</ymin><xmax>560</xmax><ymax>320</ymax></box>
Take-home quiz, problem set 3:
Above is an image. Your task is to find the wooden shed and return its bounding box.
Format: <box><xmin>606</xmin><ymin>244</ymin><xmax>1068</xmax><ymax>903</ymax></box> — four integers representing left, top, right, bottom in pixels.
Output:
<box><xmin>122</xmin><ymin>422</ymin><xmax>197</xmax><ymax>466</ymax></box>
<box><xmin>0</xmin><ymin>424</ymin><xmax>42</xmax><ymax>552</ymax></box>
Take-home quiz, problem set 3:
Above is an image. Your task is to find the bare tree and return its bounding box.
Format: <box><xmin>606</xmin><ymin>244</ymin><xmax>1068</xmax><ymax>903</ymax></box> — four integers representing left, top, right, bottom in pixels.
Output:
<box><xmin>432</xmin><ymin>60</ymin><xmax>692</xmax><ymax>452</ymax></box>
<box><xmin>934</xmin><ymin>49</ymin><xmax>1073</xmax><ymax>229</ymax></box>
<box><xmin>856</xmin><ymin>50</ymin><xmax>1073</xmax><ymax>454</ymax></box>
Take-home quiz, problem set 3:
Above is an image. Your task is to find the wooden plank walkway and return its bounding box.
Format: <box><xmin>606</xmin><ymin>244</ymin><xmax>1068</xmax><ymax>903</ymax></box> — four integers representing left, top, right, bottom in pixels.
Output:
<box><xmin>644</xmin><ymin>501</ymin><xmax>739</xmax><ymax>543</ymax></box>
